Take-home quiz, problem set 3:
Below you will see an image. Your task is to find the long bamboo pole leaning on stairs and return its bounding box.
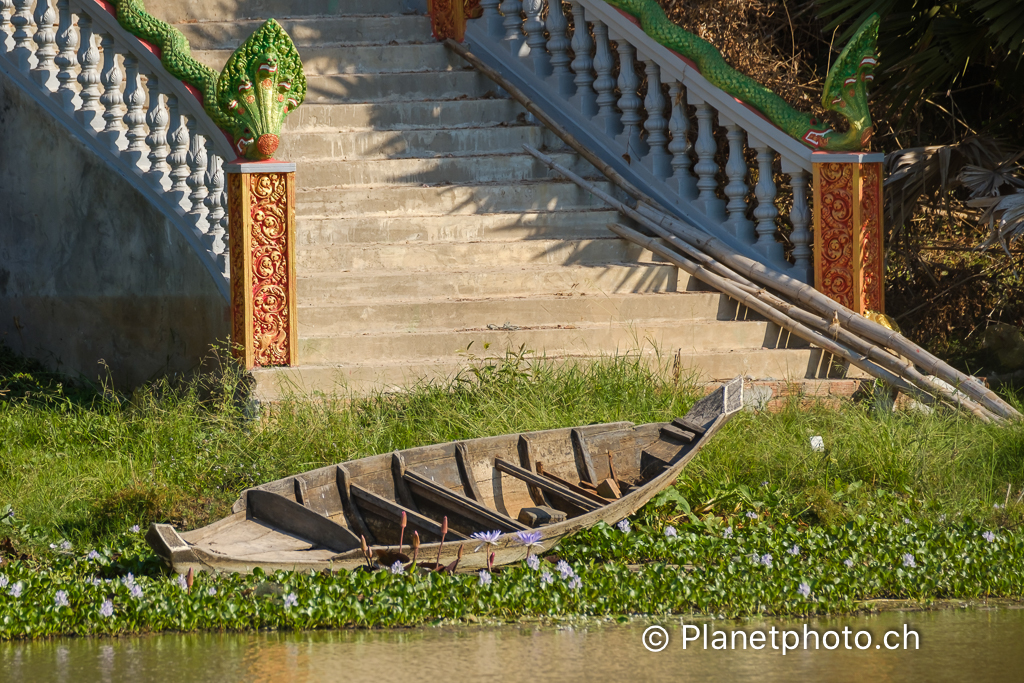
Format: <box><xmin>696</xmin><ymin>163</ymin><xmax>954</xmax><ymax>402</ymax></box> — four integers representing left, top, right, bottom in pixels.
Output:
<box><xmin>444</xmin><ymin>39</ymin><xmax>1020</xmax><ymax>421</ymax></box>
<box><xmin>524</xmin><ymin>147</ymin><xmax>1003</xmax><ymax>419</ymax></box>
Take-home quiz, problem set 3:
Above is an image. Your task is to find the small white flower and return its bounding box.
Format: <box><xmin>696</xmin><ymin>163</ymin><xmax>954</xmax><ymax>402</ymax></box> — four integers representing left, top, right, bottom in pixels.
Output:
<box><xmin>844</xmin><ymin>558</ymin><xmax>855</xmax><ymax>568</ymax></box>
<box><xmin>389</xmin><ymin>560</ymin><xmax>405</xmax><ymax>575</ymax></box>
<box><xmin>568</xmin><ymin>576</ymin><xmax>581</xmax><ymax>590</ymax></box>
<box><xmin>60</xmin><ymin>541</ymin><xmax>72</xmax><ymax>551</ymax></box>
<box><xmin>745</xmin><ymin>511</ymin><xmax>758</xmax><ymax>520</ymax></box>
<box><xmin>983</xmin><ymin>531</ymin><xmax>996</xmax><ymax>543</ymax></box>
<box><xmin>616</xmin><ymin>519</ymin><xmax>631</xmax><ymax>534</ymax></box>
<box><xmin>540</xmin><ymin>571</ymin><xmax>554</xmax><ymax>586</ymax></box>
<box><xmin>478</xmin><ymin>570</ymin><xmax>492</xmax><ymax>586</ymax></box>
<box><xmin>130</xmin><ymin>525</ymin><xmax>141</xmax><ymax>533</ymax></box>
<box><xmin>208</xmin><ymin>586</ymin><xmax>217</xmax><ymax>597</ymax></box>
<box><xmin>556</xmin><ymin>560</ymin><xmax>575</xmax><ymax>580</ymax></box>
<box><xmin>86</xmin><ymin>550</ymin><xmax>102</xmax><ymax>561</ymax></box>
<box><xmin>0</xmin><ymin>575</ymin><xmax>7</xmax><ymax>589</ymax></box>
<box><xmin>788</xmin><ymin>544</ymin><xmax>800</xmax><ymax>556</ymax></box>
<box><xmin>722</xmin><ymin>527</ymin><xmax>733</xmax><ymax>539</ymax></box>
<box><xmin>54</xmin><ymin>590</ymin><xmax>69</xmax><ymax>608</ymax></box>
<box><xmin>175</xmin><ymin>574</ymin><xmax>188</xmax><ymax>590</ymax></box>
<box><xmin>902</xmin><ymin>553</ymin><xmax>916</xmax><ymax>568</ymax></box>
<box><xmin>129</xmin><ymin>584</ymin><xmax>143</xmax><ymax>599</ymax></box>
<box><xmin>526</xmin><ymin>555</ymin><xmax>540</xmax><ymax>570</ymax></box>
<box><xmin>797</xmin><ymin>582</ymin><xmax>811</xmax><ymax>598</ymax></box>
<box><xmin>9</xmin><ymin>582</ymin><xmax>23</xmax><ymax>598</ymax></box>
<box><xmin>99</xmin><ymin>599</ymin><xmax>114</xmax><ymax>618</ymax></box>
<box><xmin>664</xmin><ymin>525</ymin><xmax>677</xmax><ymax>538</ymax></box>
<box><xmin>283</xmin><ymin>592</ymin><xmax>298</xmax><ymax>608</ymax></box>
<box><xmin>760</xmin><ymin>553</ymin><xmax>773</xmax><ymax>568</ymax></box>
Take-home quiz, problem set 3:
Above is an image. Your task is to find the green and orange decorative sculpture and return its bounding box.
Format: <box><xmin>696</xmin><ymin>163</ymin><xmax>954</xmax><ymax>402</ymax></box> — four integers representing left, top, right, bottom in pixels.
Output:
<box><xmin>108</xmin><ymin>0</ymin><xmax>306</xmax><ymax>160</ymax></box>
<box><xmin>604</xmin><ymin>0</ymin><xmax>880</xmax><ymax>152</ymax></box>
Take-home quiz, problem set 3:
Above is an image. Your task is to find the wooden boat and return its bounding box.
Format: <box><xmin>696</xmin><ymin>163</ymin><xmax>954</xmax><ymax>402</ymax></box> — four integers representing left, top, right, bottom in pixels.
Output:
<box><xmin>147</xmin><ymin>377</ymin><xmax>743</xmax><ymax>574</ymax></box>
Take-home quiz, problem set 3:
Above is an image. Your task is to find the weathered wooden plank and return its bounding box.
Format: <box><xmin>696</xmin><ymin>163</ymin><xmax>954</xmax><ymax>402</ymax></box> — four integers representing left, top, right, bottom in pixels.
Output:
<box><xmin>494</xmin><ymin>459</ymin><xmax>601</xmax><ymax>513</ymax></box>
<box><xmin>517</xmin><ymin>435</ymin><xmax>550</xmax><ymax>506</ymax></box>
<box><xmin>246</xmin><ymin>489</ymin><xmax>361</xmax><ymax>553</ymax></box>
<box><xmin>660</xmin><ymin>424</ymin><xmax>696</xmax><ymax>443</ymax></box>
<box><xmin>539</xmin><ymin>468</ymin><xmax>613</xmax><ymax>505</ymax></box>
<box><xmin>571</xmin><ymin>429</ymin><xmax>599</xmax><ymax>484</ymax></box>
<box><xmin>455</xmin><ymin>442</ymin><xmax>484</xmax><ymax>502</ymax></box>
<box><xmin>672</xmin><ymin>416</ymin><xmax>706</xmax><ymax>436</ymax></box>
<box><xmin>350</xmin><ymin>484</ymin><xmax>467</xmax><ymax>542</ymax></box>
<box><xmin>336</xmin><ymin>465</ymin><xmax>376</xmax><ymax>545</ymax></box>
<box><xmin>404</xmin><ymin>470</ymin><xmax>528</xmax><ymax>532</ymax></box>
<box><xmin>390</xmin><ymin>452</ymin><xmax>421</xmax><ymax>512</ymax></box>
<box><xmin>293</xmin><ymin>476</ymin><xmax>310</xmax><ymax>507</ymax></box>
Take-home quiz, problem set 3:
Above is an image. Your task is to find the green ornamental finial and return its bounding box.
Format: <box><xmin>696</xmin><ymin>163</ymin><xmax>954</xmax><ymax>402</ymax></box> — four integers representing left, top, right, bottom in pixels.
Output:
<box><xmin>218</xmin><ymin>19</ymin><xmax>307</xmax><ymax>160</ymax></box>
<box><xmin>108</xmin><ymin>1</ymin><xmax>305</xmax><ymax>161</ymax></box>
<box><xmin>602</xmin><ymin>1</ymin><xmax>880</xmax><ymax>152</ymax></box>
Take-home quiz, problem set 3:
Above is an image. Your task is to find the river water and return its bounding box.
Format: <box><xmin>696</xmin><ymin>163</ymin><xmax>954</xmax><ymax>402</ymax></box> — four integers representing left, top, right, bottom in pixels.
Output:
<box><xmin>3</xmin><ymin>607</ymin><xmax>1023</xmax><ymax>682</ymax></box>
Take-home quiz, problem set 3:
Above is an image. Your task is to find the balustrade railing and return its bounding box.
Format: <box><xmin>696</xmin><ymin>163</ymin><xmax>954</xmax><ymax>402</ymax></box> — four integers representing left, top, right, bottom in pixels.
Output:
<box><xmin>0</xmin><ymin>0</ymin><xmax>234</xmax><ymax>299</ymax></box>
<box><xmin>463</xmin><ymin>0</ymin><xmax>815</xmax><ymax>281</ymax></box>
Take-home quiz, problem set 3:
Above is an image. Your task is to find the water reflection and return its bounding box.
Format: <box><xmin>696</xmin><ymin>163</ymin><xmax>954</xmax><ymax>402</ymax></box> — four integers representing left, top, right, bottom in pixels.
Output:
<box><xmin>3</xmin><ymin>608</ymin><xmax>1024</xmax><ymax>683</ymax></box>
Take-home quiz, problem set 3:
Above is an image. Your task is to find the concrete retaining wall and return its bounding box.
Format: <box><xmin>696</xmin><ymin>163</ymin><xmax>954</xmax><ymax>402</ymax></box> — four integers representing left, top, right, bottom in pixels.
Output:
<box><xmin>0</xmin><ymin>71</ymin><xmax>228</xmax><ymax>389</ymax></box>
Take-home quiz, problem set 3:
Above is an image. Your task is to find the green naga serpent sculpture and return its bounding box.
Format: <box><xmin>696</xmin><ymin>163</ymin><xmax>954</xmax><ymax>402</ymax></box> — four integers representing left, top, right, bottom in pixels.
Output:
<box><xmin>604</xmin><ymin>1</ymin><xmax>880</xmax><ymax>152</ymax></box>
<box><xmin>107</xmin><ymin>0</ymin><xmax>306</xmax><ymax>160</ymax></box>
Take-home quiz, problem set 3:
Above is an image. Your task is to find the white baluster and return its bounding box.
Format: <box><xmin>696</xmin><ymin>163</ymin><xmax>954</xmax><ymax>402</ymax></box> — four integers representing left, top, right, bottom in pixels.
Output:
<box><xmin>691</xmin><ymin>101</ymin><xmax>725</xmax><ymax>221</ymax></box>
<box><xmin>166</xmin><ymin>93</ymin><xmax>191</xmax><ymax>206</ymax></box>
<box><xmin>1</xmin><ymin>0</ymin><xmax>15</xmax><ymax>50</ymax></box>
<box><xmin>121</xmin><ymin>55</ymin><xmax>147</xmax><ymax>166</ymax></box>
<box><xmin>546</xmin><ymin>0</ymin><xmax>572</xmax><ymax>96</ymax></box>
<box><xmin>522</xmin><ymin>0</ymin><xmax>548</xmax><ymax>74</ymax></box>
<box><xmin>31</xmin><ymin>0</ymin><xmax>57</xmax><ymax>88</ymax></box>
<box><xmin>75</xmin><ymin>13</ymin><xmax>102</xmax><ymax>130</ymax></box>
<box><xmin>753</xmin><ymin>145</ymin><xmax>783</xmax><ymax>260</ymax></box>
<box><xmin>98</xmin><ymin>32</ymin><xmax>124</xmax><ymax>152</ymax></box>
<box><xmin>144</xmin><ymin>75</ymin><xmax>170</xmax><ymax>189</ymax></box>
<box><xmin>667</xmin><ymin>82</ymin><xmax>696</xmax><ymax>200</ymax></box>
<box><xmin>615</xmin><ymin>40</ymin><xmax>645</xmax><ymax>160</ymax></box>
<box><xmin>790</xmin><ymin>169</ymin><xmax>812</xmax><ymax>278</ymax></box>
<box><xmin>11</xmin><ymin>0</ymin><xmax>34</xmax><ymax>72</ymax></box>
<box><xmin>480</xmin><ymin>0</ymin><xmax>502</xmax><ymax>38</ymax></box>
<box><xmin>568</xmin><ymin>2</ymin><xmax>595</xmax><ymax>117</ymax></box>
<box><xmin>592</xmin><ymin>21</ymin><xmax>619</xmax><ymax>137</ymax></box>
<box><xmin>186</xmin><ymin>119</ymin><xmax>209</xmax><ymax>221</ymax></box>
<box><xmin>724</xmin><ymin>124</ymin><xmax>753</xmax><ymax>241</ymax></box>
<box><xmin>203</xmin><ymin>149</ymin><xmax>229</xmax><ymax>276</ymax></box>
<box><xmin>500</xmin><ymin>0</ymin><xmax>523</xmax><ymax>50</ymax></box>
<box><xmin>53</xmin><ymin>0</ymin><xmax>78</xmax><ymax>113</ymax></box>
<box><xmin>643</xmin><ymin>60</ymin><xmax>669</xmax><ymax>179</ymax></box>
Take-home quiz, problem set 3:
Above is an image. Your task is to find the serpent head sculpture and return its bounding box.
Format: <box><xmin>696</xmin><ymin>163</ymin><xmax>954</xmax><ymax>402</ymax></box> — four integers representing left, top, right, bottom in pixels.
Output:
<box><xmin>110</xmin><ymin>1</ymin><xmax>305</xmax><ymax>161</ymax></box>
<box><xmin>605</xmin><ymin>0</ymin><xmax>880</xmax><ymax>152</ymax></box>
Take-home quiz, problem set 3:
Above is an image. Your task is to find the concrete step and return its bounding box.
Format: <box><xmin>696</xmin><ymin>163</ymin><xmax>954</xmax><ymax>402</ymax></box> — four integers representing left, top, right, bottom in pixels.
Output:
<box><xmin>284</xmin><ymin>99</ymin><xmax>526</xmax><ymax>131</ymax></box>
<box><xmin>299</xmin><ymin>319</ymin><xmax>775</xmax><ymax>365</ymax></box>
<box><xmin>296</xmin><ymin>179</ymin><xmax>628</xmax><ymax>216</ymax></box>
<box><xmin>295</xmin><ymin>236</ymin><xmax>662</xmax><ymax>273</ymax></box>
<box><xmin>175</xmin><ymin>16</ymin><xmax>433</xmax><ymax>50</ymax></box>
<box><xmin>305</xmin><ymin>71</ymin><xmax>493</xmax><ymax>103</ymax></box>
<box><xmin>298</xmin><ymin>263</ymin><xmax>689</xmax><ymax>303</ymax></box>
<box><xmin>147</xmin><ymin>0</ymin><xmax>410</xmax><ymax>23</ymax></box>
<box><xmin>251</xmin><ymin>347</ymin><xmax>830</xmax><ymax>399</ymax></box>
<box><xmin>295</xmin><ymin>150</ymin><xmax>595</xmax><ymax>186</ymax></box>
<box><xmin>298</xmin><ymin>292</ymin><xmax>725</xmax><ymax>336</ymax></box>
<box><xmin>296</xmin><ymin>209</ymin><xmax>622</xmax><ymax>245</ymax></box>
<box><xmin>191</xmin><ymin>43</ymin><xmax>460</xmax><ymax>74</ymax></box>
<box><xmin>278</xmin><ymin>125</ymin><xmax>554</xmax><ymax>160</ymax></box>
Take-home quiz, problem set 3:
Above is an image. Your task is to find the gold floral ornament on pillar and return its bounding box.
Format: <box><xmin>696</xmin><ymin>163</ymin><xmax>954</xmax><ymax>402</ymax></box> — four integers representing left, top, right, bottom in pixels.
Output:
<box><xmin>217</xmin><ymin>20</ymin><xmax>307</xmax><ymax>160</ymax></box>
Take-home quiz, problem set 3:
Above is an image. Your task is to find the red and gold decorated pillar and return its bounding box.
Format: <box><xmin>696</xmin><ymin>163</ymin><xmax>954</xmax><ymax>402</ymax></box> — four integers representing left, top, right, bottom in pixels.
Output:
<box><xmin>811</xmin><ymin>152</ymin><xmax>885</xmax><ymax>315</ymax></box>
<box><xmin>225</xmin><ymin>159</ymin><xmax>298</xmax><ymax>368</ymax></box>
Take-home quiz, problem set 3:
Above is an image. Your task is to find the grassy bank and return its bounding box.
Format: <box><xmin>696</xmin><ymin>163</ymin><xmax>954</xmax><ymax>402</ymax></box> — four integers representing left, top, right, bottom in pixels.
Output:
<box><xmin>2</xmin><ymin>346</ymin><xmax>1024</xmax><ymax>638</ymax></box>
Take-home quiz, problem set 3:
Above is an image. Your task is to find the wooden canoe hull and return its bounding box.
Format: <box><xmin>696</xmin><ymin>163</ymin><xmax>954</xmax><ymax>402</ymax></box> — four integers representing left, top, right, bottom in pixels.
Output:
<box><xmin>147</xmin><ymin>378</ymin><xmax>743</xmax><ymax>574</ymax></box>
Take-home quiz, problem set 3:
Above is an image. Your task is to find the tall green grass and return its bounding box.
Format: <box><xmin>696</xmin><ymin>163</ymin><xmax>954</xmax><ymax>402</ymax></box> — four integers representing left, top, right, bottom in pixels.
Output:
<box><xmin>2</xmin><ymin>344</ymin><xmax>1022</xmax><ymax>547</ymax></box>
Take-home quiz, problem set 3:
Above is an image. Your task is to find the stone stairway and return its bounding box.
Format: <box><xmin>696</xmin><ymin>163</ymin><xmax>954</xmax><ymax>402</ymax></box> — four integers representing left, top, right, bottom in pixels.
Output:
<box><xmin>151</xmin><ymin>0</ymin><xmax>829</xmax><ymax>399</ymax></box>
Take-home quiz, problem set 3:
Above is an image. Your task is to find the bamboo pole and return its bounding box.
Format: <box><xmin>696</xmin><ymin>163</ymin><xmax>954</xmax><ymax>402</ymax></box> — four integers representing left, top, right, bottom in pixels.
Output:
<box><xmin>522</xmin><ymin>145</ymin><xmax>1019</xmax><ymax>422</ymax></box>
<box><xmin>607</xmin><ymin>223</ymin><xmax>997</xmax><ymax>423</ymax></box>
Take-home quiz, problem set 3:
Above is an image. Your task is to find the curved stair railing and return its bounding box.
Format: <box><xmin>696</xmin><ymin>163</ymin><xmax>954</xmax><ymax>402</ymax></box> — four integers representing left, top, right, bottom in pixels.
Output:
<box><xmin>460</xmin><ymin>0</ymin><xmax>815</xmax><ymax>282</ymax></box>
<box><xmin>0</xmin><ymin>0</ymin><xmax>233</xmax><ymax>299</ymax></box>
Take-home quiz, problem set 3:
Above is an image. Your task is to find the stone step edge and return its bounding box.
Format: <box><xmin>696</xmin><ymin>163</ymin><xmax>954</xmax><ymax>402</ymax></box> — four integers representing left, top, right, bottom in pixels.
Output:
<box><xmin>285</xmin><ymin>122</ymin><xmax>536</xmax><ymax>135</ymax></box>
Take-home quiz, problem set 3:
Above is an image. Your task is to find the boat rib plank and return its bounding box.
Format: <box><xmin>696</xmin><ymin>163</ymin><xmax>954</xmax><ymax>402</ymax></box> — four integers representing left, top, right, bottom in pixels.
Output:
<box><xmin>404</xmin><ymin>470</ymin><xmax>528</xmax><ymax>532</ymax></box>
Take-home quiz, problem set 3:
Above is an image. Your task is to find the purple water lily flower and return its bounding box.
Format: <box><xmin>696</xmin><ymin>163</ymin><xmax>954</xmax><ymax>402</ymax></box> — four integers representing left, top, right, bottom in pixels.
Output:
<box><xmin>788</xmin><ymin>544</ymin><xmax>800</xmax><ymax>556</ymax></box>
<box><xmin>526</xmin><ymin>555</ymin><xmax>540</xmax><ymax>571</ymax></box>
<box><xmin>745</xmin><ymin>511</ymin><xmax>758</xmax><ymax>520</ymax></box>
<box><xmin>722</xmin><ymin>527</ymin><xmax>733</xmax><ymax>539</ymax></box>
<box><xmin>902</xmin><ymin>553</ymin><xmax>916</xmax><ymax>568</ymax></box>
<box><xmin>86</xmin><ymin>550</ymin><xmax>102</xmax><ymax>561</ymax></box>
<box><xmin>556</xmin><ymin>560</ymin><xmax>575</xmax><ymax>580</ymax></box>
<box><xmin>540</xmin><ymin>571</ymin><xmax>554</xmax><ymax>586</ymax></box>
<box><xmin>617</xmin><ymin>519</ymin><xmax>631</xmax><ymax>534</ymax></box>
<box><xmin>9</xmin><ymin>582</ymin><xmax>22</xmax><ymax>598</ymax></box>
<box><xmin>568</xmin><ymin>576</ymin><xmax>582</xmax><ymax>590</ymax></box>
<box><xmin>0</xmin><ymin>575</ymin><xmax>7</xmax><ymax>589</ymax></box>
<box><xmin>208</xmin><ymin>587</ymin><xmax>218</xmax><ymax>597</ymax></box>
<box><xmin>175</xmin><ymin>574</ymin><xmax>188</xmax><ymax>590</ymax></box>
<box><xmin>130</xmin><ymin>525</ymin><xmax>140</xmax><ymax>533</ymax></box>
<box><xmin>129</xmin><ymin>585</ymin><xmax>143</xmax><ymax>599</ymax></box>
<box><xmin>389</xmin><ymin>560</ymin><xmax>405</xmax><ymax>575</ymax></box>
<box><xmin>54</xmin><ymin>591</ymin><xmax>69</xmax><ymax>608</ymax></box>
<box><xmin>99</xmin><ymin>599</ymin><xmax>114</xmax><ymax>618</ymax></box>
<box><xmin>844</xmin><ymin>558</ymin><xmax>855</xmax><ymax>568</ymax></box>
<box><xmin>471</xmin><ymin>530</ymin><xmax>502</xmax><ymax>552</ymax></box>
<box><xmin>760</xmin><ymin>554</ymin><xmax>773</xmax><ymax>568</ymax></box>
<box><xmin>478</xmin><ymin>570</ymin><xmax>492</xmax><ymax>586</ymax></box>
<box><xmin>283</xmin><ymin>592</ymin><xmax>298</xmax><ymax>608</ymax></box>
<box><xmin>664</xmin><ymin>525</ymin><xmax>677</xmax><ymax>538</ymax></box>
<box><xmin>516</xmin><ymin>530</ymin><xmax>543</xmax><ymax>549</ymax></box>
<box><xmin>798</xmin><ymin>582</ymin><xmax>811</xmax><ymax>598</ymax></box>
<box><xmin>983</xmin><ymin>531</ymin><xmax>996</xmax><ymax>542</ymax></box>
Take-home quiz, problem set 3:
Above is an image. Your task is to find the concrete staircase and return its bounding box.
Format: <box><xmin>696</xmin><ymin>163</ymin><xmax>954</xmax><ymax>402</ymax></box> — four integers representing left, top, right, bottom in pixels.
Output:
<box><xmin>152</xmin><ymin>0</ymin><xmax>832</xmax><ymax>398</ymax></box>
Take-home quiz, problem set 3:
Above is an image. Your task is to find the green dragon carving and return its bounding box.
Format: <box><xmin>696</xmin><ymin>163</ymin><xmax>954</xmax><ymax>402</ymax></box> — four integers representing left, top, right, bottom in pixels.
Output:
<box><xmin>605</xmin><ymin>1</ymin><xmax>880</xmax><ymax>152</ymax></box>
<box><xmin>108</xmin><ymin>0</ymin><xmax>306</xmax><ymax>160</ymax></box>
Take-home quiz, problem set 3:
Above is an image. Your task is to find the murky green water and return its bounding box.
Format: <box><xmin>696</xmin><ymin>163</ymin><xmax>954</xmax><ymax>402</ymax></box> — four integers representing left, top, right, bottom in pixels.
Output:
<box><xmin>3</xmin><ymin>608</ymin><xmax>1024</xmax><ymax>683</ymax></box>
